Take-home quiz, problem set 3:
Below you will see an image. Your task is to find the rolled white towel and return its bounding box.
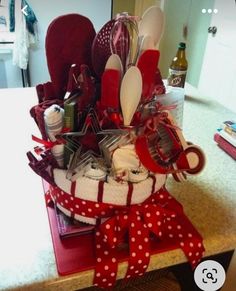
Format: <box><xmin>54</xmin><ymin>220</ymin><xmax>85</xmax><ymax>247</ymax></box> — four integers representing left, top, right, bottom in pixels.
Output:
<box><xmin>44</xmin><ymin>104</ymin><xmax>64</xmax><ymax>142</ymax></box>
<box><xmin>112</xmin><ymin>144</ymin><xmax>148</xmax><ymax>182</ymax></box>
<box><xmin>44</xmin><ymin>104</ymin><xmax>65</xmax><ymax>168</ymax></box>
<box><xmin>84</xmin><ymin>164</ymin><xmax>107</xmax><ymax>181</ymax></box>
<box><xmin>51</xmin><ymin>144</ymin><xmax>64</xmax><ymax>168</ymax></box>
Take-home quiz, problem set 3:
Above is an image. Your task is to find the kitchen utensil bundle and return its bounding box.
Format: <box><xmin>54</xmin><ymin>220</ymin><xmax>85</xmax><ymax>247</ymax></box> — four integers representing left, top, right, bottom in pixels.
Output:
<box><xmin>28</xmin><ymin>6</ymin><xmax>205</xmax><ymax>183</ymax></box>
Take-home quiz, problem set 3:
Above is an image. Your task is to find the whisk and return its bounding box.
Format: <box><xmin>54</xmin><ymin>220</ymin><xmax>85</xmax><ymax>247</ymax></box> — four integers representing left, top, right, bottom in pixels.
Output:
<box><xmin>110</xmin><ymin>12</ymin><xmax>139</xmax><ymax>71</ymax></box>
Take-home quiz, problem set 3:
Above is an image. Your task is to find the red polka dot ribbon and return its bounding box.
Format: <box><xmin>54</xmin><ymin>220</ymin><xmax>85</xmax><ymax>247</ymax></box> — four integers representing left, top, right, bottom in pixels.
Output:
<box><xmin>48</xmin><ymin>185</ymin><xmax>205</xmax><ymax>289</ymax></box>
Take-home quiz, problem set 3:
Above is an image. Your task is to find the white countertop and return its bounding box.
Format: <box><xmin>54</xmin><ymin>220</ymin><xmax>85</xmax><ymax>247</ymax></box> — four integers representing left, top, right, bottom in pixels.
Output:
<box><xmin>0</xmin><ymin>85</ymin><xmax>235</xmax><ymax>291</ymax></box>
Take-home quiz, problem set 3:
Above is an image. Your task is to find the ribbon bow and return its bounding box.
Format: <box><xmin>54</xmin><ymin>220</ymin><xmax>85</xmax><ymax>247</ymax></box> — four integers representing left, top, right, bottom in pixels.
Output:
<box><xmin>93</xmin><ymin>190</ymin><xmax>204</xmax><ymax>289</ymax></box>
<box><xmin>99</xmin><ymin>203</ymin><xmax>176</xmax><ymax>248</ymax></box>
<box><xmin>32</xmin><ymin>127</ymin><xmax>69</xmax><ymax>154</ymax></box>
<box><xmin>94</xmin><ymin>201</ymin><xmax>173</xmax><ymax>288</ymax></box>
<box><xmin>145</xmin><ymin>103</ymin><xmax>180</xmax><ymax>133</ymax></box>
<box><xmin>47</xmin><ymin>184</ymin><xmax>205</xmax><ymax>289</ymax></box>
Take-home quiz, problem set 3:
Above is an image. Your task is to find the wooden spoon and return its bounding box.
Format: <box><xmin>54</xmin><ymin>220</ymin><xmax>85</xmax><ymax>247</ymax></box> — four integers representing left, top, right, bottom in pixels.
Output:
<box><xmin>139</xmin><ymin>6</ymin><xmax>164</xmax><ymax>46</ymax></box>
<box><xmin>120</xmin><ymin>66</ymin><xmax>142</xmax><ymax>126</ymax></box>
<box><xmin>140</xmin><ymin>34</ymin><xmax>156</xmax><ymax>51</ymax></box>
<box><xmin>135</xmin><ymin>34</ymin><xmax>156</xmax><ymax>64</ymax></box>
<box><xmin>105</xmin><ymin>53</ymin><xmax>123</xmax><ymax>75</ymax></box>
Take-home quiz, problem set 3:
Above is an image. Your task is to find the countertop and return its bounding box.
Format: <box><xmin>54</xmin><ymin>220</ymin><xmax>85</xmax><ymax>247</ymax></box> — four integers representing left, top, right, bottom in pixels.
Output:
<box><xmin>0</xmin><ymin>85</ymin><xmax>235</xmax><ymax>291</ymax></box>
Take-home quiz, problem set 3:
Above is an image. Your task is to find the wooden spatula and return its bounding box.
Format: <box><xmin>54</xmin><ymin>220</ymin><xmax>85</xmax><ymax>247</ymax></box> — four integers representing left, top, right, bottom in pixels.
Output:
<box><xmin>120</xmin><ymin>66</ymin><xmax>142</xmax><ymax>126</ymax></box>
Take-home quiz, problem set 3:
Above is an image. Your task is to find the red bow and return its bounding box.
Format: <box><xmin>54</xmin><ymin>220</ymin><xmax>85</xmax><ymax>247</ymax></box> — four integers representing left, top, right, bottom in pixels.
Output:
<box><xmin>47</xmin><ymin>185</ymin><xmax>205</xmax><ymax>289</ymax></box>
<box><xmin>93</xmin><ymin>190</ymin><xmax>204</xmax><ymax>288</ymax></box>
<box><xmin>32</xmin><ymin>128</ymin><xmax>69</xmax><ymax>154</ymax></box>
<box><xmin>99</xmin><ymin>203</ymin><xmax>176</xmax><ymax>248</ymax></box>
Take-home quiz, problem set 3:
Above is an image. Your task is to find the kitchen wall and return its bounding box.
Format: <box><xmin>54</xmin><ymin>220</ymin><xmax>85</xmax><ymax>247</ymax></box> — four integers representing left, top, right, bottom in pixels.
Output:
<box><xmin>0</xmin><ymin>0</ymin><xmax>21</xmax><ymax>88</ymax></box>
<box><xmin>159</xmin><ymin>0</ymin><xmax>214</xmax><ymax>87</ymax></box>
<box><xmin>198</xmin><ymin>0</ymin><xmax>236</xmax><ymax>112</ymax></box>
<box><xmin>28</xmin><ymin>0</ymin><xmax>112</xmax><ymax>87</ymax></box>
<box><xmin>159</xmin><ymin>0</ymin><xmax>190</xmax><ymax>79</ymax></box>
<box><xmin>0</xmin><ymin>61</ymin><xmax>7</xmax><ymax>87</ymax></box>
<box><xmin>112</xmin><ymin>0</ymin><xmax>136</xmax><ymax>17</ymax></box>
<box><xmin>186</xmin><ymin>0</ymin><xmax>214</xmax><ymax>87</ymax></box>
<box><xmin>0</xmin><ymin>0</ymin><xmax>112</xmax><ymax>88</ymax></box>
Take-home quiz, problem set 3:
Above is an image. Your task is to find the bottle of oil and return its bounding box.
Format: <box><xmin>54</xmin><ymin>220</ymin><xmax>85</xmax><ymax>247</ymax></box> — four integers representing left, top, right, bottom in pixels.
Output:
<box><xmin>167</xmin><ymin>42</ymin><xmax>188</xmax><ymax>88</ymax></box>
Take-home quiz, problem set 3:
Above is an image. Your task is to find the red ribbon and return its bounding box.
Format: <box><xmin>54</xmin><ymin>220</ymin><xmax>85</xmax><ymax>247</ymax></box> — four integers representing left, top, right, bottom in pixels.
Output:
<box><xmin>143</xmin><ymin>103</ymin><xmax>180</xmax><ymax>133</ymax></box>
<box><xmin>32</xmin><ymin>128</ymin><xmax>68</xmax><ymax>153</ymax></box>
<box><xmin>32</xmin><ymin>135</ymin><xmax>59</xmax><ymax>149</ymax></box>
<box><xmin>48</xmin><ymin>185</ymin><xmax>205</xmax><ymax>289</ymax></box>
<box><xmin>94</xmin><ymin>201</ymin><xmax>177</xmax><ymax>288</ymax></box>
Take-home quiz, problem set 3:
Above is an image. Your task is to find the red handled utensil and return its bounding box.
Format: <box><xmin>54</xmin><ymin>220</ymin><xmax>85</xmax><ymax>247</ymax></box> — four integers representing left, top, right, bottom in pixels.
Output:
<box><xmin>100</xmin><ymin>54</ymin><xmax>123</xmax><ymax>126</ymax></box>
<box><xmin>101</xmin><ymin>69</ymin><xmax>121</xmax><ymax>110</ymax></box>
<box><xmin>135</xmin><ymin>34</ymin><xmax>156</xmax><ymax>63</ymax></box>
<box><xmin>64</xmin><ymin>64</ymin><xmax>80</xmax><ymax>99</ymax></box>
<box><xmin>92</xmin><ymin>18</ymin><xmax>130</xmax><ymax>78</ymax></box>
<box><xmin>92</xmin><ymin>19</ymin><xmax>115</xmax><ymax>78</ymax></box>
<box><xmin>135</xmin><ymin>111</ymin><xmax>206</xmax><ymax>179</ymax></box>
<box><xmin>105</xmin><ymin>53</ymin><xmax>123</xmax><ymax>75</ymax></box>
<box><xmin>137</xmin><ymin>49</ymin><xmax>160</xmax><ymax>101</ymax></box>
<box><xmin>77</xmin><ymin>64</ymin><xmax>96</xmax><ymax>112</ymax></box>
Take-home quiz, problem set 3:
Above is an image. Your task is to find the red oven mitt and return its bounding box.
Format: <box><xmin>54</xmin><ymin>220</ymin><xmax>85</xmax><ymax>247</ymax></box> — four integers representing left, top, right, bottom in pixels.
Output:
<box><xmin>45</xmin><ymin>14</ymin><xmax>96</xmax><ymax>99</ymax></box>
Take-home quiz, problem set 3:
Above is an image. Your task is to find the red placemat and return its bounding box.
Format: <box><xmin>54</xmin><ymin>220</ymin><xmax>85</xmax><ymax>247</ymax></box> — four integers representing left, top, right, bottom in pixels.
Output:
<box><xmin>43</xmin><ymin>181</ymin><xmax>180</xmax><ymax>276</ymax></box>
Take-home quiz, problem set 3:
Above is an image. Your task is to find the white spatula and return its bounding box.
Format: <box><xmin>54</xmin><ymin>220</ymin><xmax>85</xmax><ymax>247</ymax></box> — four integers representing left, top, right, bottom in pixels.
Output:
<box><xmin>120</xmin><ymin>66</ymin><xmax>142</xmax><ymax>126</ymax></box>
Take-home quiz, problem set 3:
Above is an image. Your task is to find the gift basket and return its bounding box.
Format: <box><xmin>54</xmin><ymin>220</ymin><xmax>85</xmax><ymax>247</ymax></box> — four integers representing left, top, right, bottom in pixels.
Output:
<box><xmin>27</xmin><ymin>7</ymin><xmax>206</xmax><ymax>289</ymax></box>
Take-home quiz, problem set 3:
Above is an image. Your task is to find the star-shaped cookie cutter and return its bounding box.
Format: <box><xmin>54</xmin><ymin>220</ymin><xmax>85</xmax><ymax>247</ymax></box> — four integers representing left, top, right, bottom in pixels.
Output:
<box><xmin>58</xmin><ymin>108</ymin><xmax>129</xmax><ymax>181</ymax></box>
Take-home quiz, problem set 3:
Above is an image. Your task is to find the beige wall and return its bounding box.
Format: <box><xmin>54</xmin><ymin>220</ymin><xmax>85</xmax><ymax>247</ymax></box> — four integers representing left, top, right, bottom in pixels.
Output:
<box><xmin>112</xmin><ymin>0</ymin><xmax>161</xmax><ymax>17</ymax></box>
<box><xmin>112</xmin><ymin>0</ymin><xmax>136</xmax><ymax>17</ymax></box>
<box><xmin>134</xmin><ymin>0</ymin><xmax>161</xmax><ymax>16</ymax></box>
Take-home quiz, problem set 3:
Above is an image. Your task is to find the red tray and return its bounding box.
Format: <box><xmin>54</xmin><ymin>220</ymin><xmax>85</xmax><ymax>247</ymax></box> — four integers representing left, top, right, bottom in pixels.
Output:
<box><xmin>43</xmin><ymin>181</ymin><xmax>179</xmax><ymax>276</ymax></box>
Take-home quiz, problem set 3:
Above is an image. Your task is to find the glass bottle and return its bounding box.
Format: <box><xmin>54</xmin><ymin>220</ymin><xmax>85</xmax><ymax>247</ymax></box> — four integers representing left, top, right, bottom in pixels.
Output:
<box><xmin>167</xmin><ymin>42</ymin><xmax>188</xmax><ymax>88</ymax></box>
